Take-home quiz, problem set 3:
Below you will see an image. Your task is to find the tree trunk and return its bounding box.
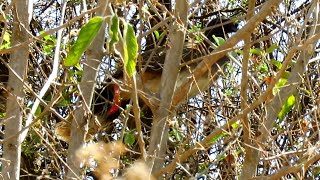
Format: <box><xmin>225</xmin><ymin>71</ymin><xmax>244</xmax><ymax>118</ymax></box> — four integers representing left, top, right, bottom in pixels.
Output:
<box><xmin>2</xmin><ymin>0</ymin><xmax>32</xmax><ymax>179</ymax></box>
<box><xmin>147</xmin><ymin>0</ymin><xmax>188</xmax><ymax>173</ymax></box>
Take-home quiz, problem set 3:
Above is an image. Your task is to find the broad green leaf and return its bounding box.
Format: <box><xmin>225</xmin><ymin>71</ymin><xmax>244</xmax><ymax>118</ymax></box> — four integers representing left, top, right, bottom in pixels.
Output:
<box><xmin>278</xmin><ymin>95</ymin><xmax>296</xmax><ymax>121</ymax></box>
<box><xmin>266</xmin><ymin>44</ymin><xmax>278</xmax><ymax>54</ymax></box>
<box><xmin>124</xmin><ymin>131</ymin><xmax>136</xmax><ymax>146</ymax></box>
<box><xmin>250</xmin><ymin>48</ymin><xmax>263</xmax><ymax>56</ymax></box>
<box><xmin>123</xmin><ymin>23</ymin><xmax>137</xmax><ymax>77</ymax></box>
<box><xmin>109</xmin><ymin>15</ymin><xmax>119</xmax><ymax>52</ymax></box>
<box><xmin>64</xmin><ymin>16</ymin><xmax>105</xmax><ymax>67</ymax></box>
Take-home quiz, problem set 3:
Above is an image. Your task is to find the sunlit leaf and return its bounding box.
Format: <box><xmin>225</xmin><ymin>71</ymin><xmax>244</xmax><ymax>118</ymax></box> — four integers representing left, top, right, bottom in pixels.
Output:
<box><xmin>231</xmin><ymin>121</ymin><xmax>240</xmax><ymax>129</ymax></box>
<box><xmin>123</xmin><ymin>23</ymin><xmax>137</xmax><ymax>77</ymax></box>
<box><xmin>236</xmin><ymin>49</ymin><xmax>243</xmax><ymax>55</ymax></box>
<box><xmin>28</xmin><ymin>103</ymin><xmax>42</xmax><ymax>117</ymax></box>
<box><xmin>210</xmin><ymin>133</ymin><xmax>227</xmax><ymax>144</ymax></box>
<box><xmin>266</xmin><ymin>44</ymin><xmax>278</xmax><ymax>54</ymax></box>
<box><xmin>109</xmin><ymin>15</ymin><xmax>119</xmax><ymax>52</ymax></box>
<box><xmin>0</xmin><ymin>32</ymin><xmax>11</xmax><ymax>49</ymax></box>
<box><xmin>258</xmin><ymin>62</ymin><xmax>269</xmax><ymax>74</ymax></box>
<box><xmin>224</xmin><ymin>89</ymin><xmax>233</xmax><ymax>96</ymax></box>
<box><xmin>3</xmin><ymin>31</ymin><xmax>10</xmax><ymax>42</ymax></box>
<box><xmin>271</xmin><ymin>59</ymin><xmax>282</xmax><ymax>70</ymax></box>
<box><xmin>278</xmin><ymin>95</ymin><xmax>296</xmax><ymax>121</ymax></box>
<box><xmin>273</xmin><ymin>78</ymin><xmax>287</xmax><ymax>95</ymax></box>
<box><xmin>154</xmin><ymin>30</ymin><xmax>160</xmax><ymax>40</ymax></box>
<box><xmin>250</xmin><ymin>48</ymin><xmax>263</xmax><ymax>56</ymax></box>
<box><xmin>64</xmin><ymin>16</ymin><xmax>105</xmax><ymax>67</ymax></box>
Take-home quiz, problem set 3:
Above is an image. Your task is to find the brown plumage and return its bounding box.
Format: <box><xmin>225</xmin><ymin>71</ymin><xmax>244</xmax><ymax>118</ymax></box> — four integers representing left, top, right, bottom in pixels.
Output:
<box><xmin>55</xmin><ymin>18</ymin><xmax>238</xmax><ymax>142</ymax></box>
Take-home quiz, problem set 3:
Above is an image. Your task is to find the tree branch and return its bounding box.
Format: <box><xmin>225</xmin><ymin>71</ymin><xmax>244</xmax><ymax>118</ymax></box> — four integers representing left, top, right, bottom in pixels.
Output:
<box><xmin>147</xmin><ymin>0</ymin><xmax>189</xmax><ymax>173</ymax></box>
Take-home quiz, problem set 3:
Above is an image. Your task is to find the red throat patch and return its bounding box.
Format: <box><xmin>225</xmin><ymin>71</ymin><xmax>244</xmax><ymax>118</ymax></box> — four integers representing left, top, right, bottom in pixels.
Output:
<box><xmin>106</xmin><ymin>84</ymin><xmax>122</xmax><ymax>116</ymax></box>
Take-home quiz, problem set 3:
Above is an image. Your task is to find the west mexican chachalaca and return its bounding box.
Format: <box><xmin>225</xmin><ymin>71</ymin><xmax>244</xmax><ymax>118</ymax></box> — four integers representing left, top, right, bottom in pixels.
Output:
<box><xmin>55</xmin><ymin>18</ymin><xmax>238</xmax><ymax>142</ymax></box>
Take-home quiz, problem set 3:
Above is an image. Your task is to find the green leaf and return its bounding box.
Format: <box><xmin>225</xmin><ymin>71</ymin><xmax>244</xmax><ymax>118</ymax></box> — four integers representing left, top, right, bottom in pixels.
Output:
<box><xmin>258</xmin><ymin>62</ymin><xmax>269</xmax><ymax>74</ymax></box>
<box><xmin>224</xmin><ymin>89</ymin><xmax>233</xmax><ymax>96</ymax></box>
<box><xmin>271</xmin><ymin>59</ymin><xmax>282</xmax><ymax>70</ymax></box>
<box><xmin>313</xmin><ymin>166</ymin><xmax>320</xmax><ymax>176</ymax></box>
<box><xmin>123</xmin><ymin>23</ymin><xmax>137</xmax><ymax>77</ymax></box>
<box><xmin>250</xmin><ymin>48</ymin><xmax>263</xmax><ymax>56</ymax></box>
<box><xmin>282</xmin><ymin>71</ymin><xmax>290</xmax><ymax>79</ymax></box>
<box><xmin>171</xmin><ymin>127</ymin><xmax>183</xmax><ymax>142</ymax></box>
<box><xmin>266</xmin><ymin>44</ymin><xmax>278</xmax><ymax>54</ymax></box>
<box><xmin>210</xmin><ymin>133</ymin><xmax>227</xmax><ymax>144</ymax></box>
<box><xmin>64</xmin><ymin>16</ymin><xmax>105</xmax><ymax>67</ymax></box>
<box><xmin>231</xmin><ymin>121</ymin><xmax>240</xmax><ymax>129</ymax></box>
<box><xmin>0</xmin><ymin>32</ymin><xmax>11</xmax><ymax>49</ymax></box>
<box><xmin>212</xmin><ymin>36</ymin><xmax>225</xmax><ymax>46</ymax></box>
<box><xmin>198</xmin><ymin>163</ymin><xmax>208</xmax><ymax>172</ymax></box>
<box><xmin>109</xmin><ymin>15</ymin><xmax>119</xmax><ymax>52</ymax></box>
<box><xmin>235</xmin><ymin>49</ymin><xmax>243</xmax><ymax>55</ymax></box>
<box><xmin>278</xmin><ymin>95</ymin><xmax>296</xmax><ymax>121</ymax></box>
<box><xmin>154</xmin><ymin>30</ymin><xmax>160</xmax><ymax>40</ymax></box>
<box><xmin>0</xmin><ymin>112</ymin><xmax>5</xmax><ymax>118</ymax></box>
<box><xmin>273</xmin><ymin>78</ymin><xmax>287</xmax><ymax>95</ymax></box>
<box><xmin>124</xmin><ymin>131</ymin><xmax>136</xmax><ymax>146</ymax></box>
<box><xmin>3</xmin><ymin>31</ymin><xmax>10</xmax><ymax>42</ymax></box>
<box><xmin>28</xmin><ymin>103</ymin><xmax>42</xmax><ymax>116</ymax></box>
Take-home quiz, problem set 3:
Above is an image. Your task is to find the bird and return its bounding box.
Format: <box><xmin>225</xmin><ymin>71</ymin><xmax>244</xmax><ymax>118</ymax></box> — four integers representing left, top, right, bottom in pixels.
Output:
<box><xmin>94</xmin><ymin>17</ymin><xmax>238</xmax><ymax>127</ymax></box>
<box><xmin>54</xmin><ymin>17</ymin><xmax>238</xmax><ymax>142</ymax></box>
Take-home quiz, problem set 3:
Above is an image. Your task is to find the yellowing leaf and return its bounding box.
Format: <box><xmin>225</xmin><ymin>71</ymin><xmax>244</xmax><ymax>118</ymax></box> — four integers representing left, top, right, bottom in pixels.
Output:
<box><xmin>123</xmin><ymin>23</ymin><xmax>137</xmax><ymax>77</ymax></box>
